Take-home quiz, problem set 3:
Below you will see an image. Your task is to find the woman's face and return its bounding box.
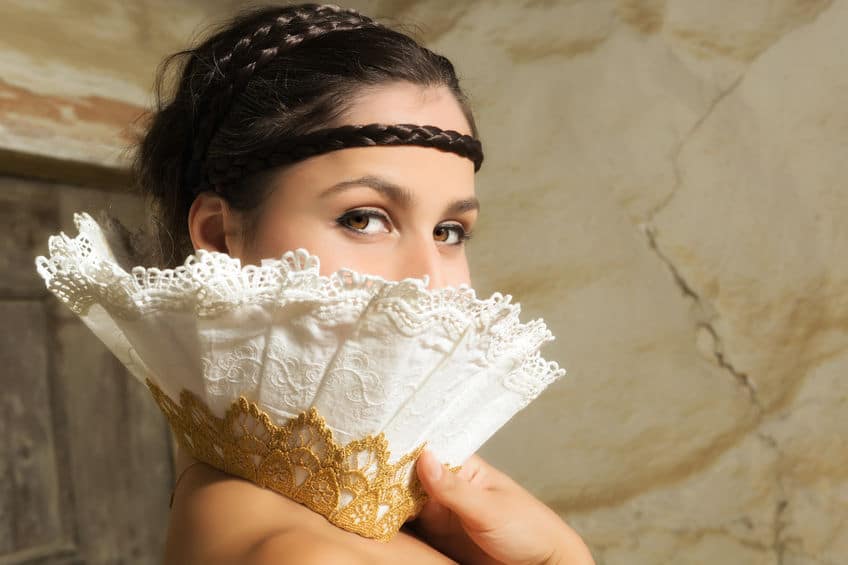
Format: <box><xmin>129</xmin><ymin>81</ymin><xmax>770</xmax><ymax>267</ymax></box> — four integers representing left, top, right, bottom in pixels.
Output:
<box><xmin>188</xmin><ymin>81</ymin><xmax>479</xmax><ymax>290</ymax></box>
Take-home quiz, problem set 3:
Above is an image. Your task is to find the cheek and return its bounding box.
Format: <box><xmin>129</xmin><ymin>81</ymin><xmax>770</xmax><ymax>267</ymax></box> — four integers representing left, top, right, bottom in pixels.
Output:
<box><xmin>240</xmin><ymin>212</ymin><xmax>321</xmax><ymax>264</ymax></box>
<box><xmin>441</xmin><ymin>252</ymin><xmax>472</xmax><ymax>289</ymax></box>
<box><xmin>241</xmin><ymin>213</ymin><xmax>358</xmax><ymax>276</ymax></box>
<box><xmin>454</xmin><ymin>259</ymin><xmax>472</xmax><ymax>288</ymax></box>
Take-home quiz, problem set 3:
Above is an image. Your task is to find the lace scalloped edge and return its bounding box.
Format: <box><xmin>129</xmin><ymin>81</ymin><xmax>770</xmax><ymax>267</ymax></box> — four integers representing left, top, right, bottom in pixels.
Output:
<box><xmin>35</xmin><ymin>212</ymin><xmax>567</xmax><ymax>384</ymax></box>
<box><xmin>37</xmin><ymin>212</ymin><xmax>545</xmax><ymax>321</ymax></box>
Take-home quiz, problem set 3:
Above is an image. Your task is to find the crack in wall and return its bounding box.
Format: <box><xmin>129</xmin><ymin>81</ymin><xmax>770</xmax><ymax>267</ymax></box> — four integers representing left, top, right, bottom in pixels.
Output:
<box><xmin>644</xmin><ymin>0</ymin><xmax>836</xmax><ymax>227</ymax></box>
<box><xmin>646</xmin><ymin>73</ymin><xmax>745</xmax><ymax>223</ymax></box>
<box><xmin>642</xmin><ymin>223</ymin><xmax>761</xmax><ymax>410</ymax></box>
<box><xmin>758</xmin><ymin>432</ymin><xmax>789</xmax><ymax>565</ymax></box>
<box><xmin>697</xmin><ymin>321</ymin><xmax>761</xmax><ymax>410</ymax></box>
<box><xmin>642</xmin><ymin>224</ymin><xmax>699</xmax><ymax>300</ymax></box>
<box><xmin>636</xmin><ymin>43</ymin><xmax>782</xmax><ymax>565</ymax></box>
<box><xmin>638</xmin><ymin>69</ymin><xmax>753</xmax><ymax>408</ymax></box>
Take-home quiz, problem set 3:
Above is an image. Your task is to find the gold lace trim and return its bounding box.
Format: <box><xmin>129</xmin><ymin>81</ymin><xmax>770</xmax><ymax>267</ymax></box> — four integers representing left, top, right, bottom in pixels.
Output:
<box><xmin>145</xmin><ymin>379</ymin><xmax>460</xmax><ymax>542</ymax></box>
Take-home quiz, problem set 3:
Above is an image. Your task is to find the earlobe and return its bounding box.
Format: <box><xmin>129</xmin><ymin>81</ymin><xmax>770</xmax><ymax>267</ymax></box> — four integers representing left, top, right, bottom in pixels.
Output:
<box><xmin>187</xmin><ymin>193</ymin><xmax>241</xmax><ymax>255</ymax></box>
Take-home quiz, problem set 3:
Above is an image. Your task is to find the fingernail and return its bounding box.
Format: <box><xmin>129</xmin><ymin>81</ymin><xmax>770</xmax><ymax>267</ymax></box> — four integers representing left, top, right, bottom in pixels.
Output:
<box><xmin>421</xmin><ymin>449</ymin><xmax>443</xmax><ymax>481</ymax></box>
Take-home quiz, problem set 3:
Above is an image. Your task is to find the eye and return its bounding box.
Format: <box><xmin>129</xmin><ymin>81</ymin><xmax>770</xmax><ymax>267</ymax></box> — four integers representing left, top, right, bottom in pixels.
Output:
<box><xmin>337</xmin><ymin>209</ymin><xmax>474</xmax><ymax>246</ymax></box>
<box><xmin>336</xmin><ymin>209</ymin><xmax>391</xmax><ymax>235</ymax></box>
<box><xmin>434</xmin><ymin>223</ymin><xmax>473</xmax><ymax>246</ymax></box>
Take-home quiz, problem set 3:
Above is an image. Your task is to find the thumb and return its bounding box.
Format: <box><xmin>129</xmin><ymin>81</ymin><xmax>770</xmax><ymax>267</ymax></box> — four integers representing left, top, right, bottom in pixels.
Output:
<box><xmin>416</xmin><ymin>448</ymin><xmax>492</xmax><ymax>531</ymax></box>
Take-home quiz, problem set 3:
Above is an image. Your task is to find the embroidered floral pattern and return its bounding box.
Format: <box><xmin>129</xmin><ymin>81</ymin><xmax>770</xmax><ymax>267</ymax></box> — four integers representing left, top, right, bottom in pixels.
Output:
<box><xmin>201</xmin><ymin>343</ymin><xmax>263</xmax><ymax>396</ymax></box>
<box><xmin>265</xmin><ymin>342</ymin><xmax>325</xmax><ymax>410</ymax></box>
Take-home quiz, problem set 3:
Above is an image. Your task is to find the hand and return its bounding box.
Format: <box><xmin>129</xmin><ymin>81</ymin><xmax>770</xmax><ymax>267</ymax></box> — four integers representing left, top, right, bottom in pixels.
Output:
<box><xmin>405</xmin><ymin>449</ymin><xmax>595</xmax><ymax>565</ymax></box>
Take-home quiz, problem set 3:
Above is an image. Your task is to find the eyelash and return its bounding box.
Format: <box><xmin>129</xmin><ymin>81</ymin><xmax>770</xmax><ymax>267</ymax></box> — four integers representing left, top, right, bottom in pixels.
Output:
<box><xmin>336</xmin><ymin>209</ymin><xmax>474</xmax><ymax>245</ymax></box>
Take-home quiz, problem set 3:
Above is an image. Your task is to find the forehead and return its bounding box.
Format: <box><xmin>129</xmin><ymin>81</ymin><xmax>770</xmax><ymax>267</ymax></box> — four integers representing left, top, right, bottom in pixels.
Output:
<box><xmin>339</xmin><ymin>81</ymin><xmax>473</xmax><ymax>137</ymax></box>
<box><xmin>271</xmin><ymin>142</ymin><xmax>476</xmax><ymax>207</ymax></box>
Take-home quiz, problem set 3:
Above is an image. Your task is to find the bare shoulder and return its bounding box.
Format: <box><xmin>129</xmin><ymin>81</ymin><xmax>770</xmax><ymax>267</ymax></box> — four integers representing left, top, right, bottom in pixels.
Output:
<box><xmin>244</xmin><ymin>530</ymin><xmax>372</xmax><ymax>565</ymax></box>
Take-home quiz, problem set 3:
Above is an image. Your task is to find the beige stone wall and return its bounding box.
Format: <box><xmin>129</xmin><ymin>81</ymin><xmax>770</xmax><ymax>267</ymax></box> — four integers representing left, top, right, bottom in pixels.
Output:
<box><xmin>342</xmin><ymin>1</ymin><xmax>846</xmax><ymax>563</ymax></box>
<box><xmin>2</xmin><ymin>1</ymin><xmax>845</xmax><ymax>564</ymax></box>
<box><xmin>0</xmin><ymin>0</ymin><xmax>242</xmax><ymax>185</ymax></box>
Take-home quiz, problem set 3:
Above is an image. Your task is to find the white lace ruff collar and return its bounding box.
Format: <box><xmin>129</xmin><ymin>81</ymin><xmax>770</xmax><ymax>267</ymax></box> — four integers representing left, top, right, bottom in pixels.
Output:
<box><xmin>35</xmin><ymin>212</ymin><xmax>566</xmax><ymax>541</ymax></box>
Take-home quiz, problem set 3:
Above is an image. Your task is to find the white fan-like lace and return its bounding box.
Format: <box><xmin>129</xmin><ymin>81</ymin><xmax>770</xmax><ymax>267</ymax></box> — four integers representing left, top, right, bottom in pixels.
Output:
<box><xmin>35</xmin><ymin>211</ymin><xmax>566</xmax><ymax>469</ymax></box>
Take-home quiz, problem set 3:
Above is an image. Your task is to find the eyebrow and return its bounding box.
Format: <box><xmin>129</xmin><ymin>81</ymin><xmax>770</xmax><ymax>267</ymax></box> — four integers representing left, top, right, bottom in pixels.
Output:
<box><xmin>318</xmin><ymin>175</ymin><xmax>480</xmax><ymax>215</ymax></box>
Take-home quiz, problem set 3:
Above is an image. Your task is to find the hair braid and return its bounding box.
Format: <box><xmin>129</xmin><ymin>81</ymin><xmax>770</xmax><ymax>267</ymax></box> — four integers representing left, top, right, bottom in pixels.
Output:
<box><xmin>206</xmin><ymin>124</ymin><xmax>483</xmax><ymax>189</ymax></box>
<box><xmin>184</xmin><ymin>4</ymin><xmax>379</xmax><ymax>193</ymax></box>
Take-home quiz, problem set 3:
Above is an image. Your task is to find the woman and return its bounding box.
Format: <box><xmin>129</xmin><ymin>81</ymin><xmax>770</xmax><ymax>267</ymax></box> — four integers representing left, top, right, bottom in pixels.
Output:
<box><xmin>134</xmin><ymin>3</ymin><xmax>595</xmax><ymax>564</ymax></box>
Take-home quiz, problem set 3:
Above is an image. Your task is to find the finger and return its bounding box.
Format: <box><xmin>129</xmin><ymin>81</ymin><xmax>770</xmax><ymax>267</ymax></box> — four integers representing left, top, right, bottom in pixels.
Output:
<box><xmin>461</xmin><ymin>452</ymin><xmax>515</xmax><ymax>489</ymax></box>
<box><xmin>457</xmin><ymin>463</ymin><xmax>476</xmax><ymax>481</ymax></box>
<box><xmin>416</xmin><ymin>449</ymin><xmax>495</xmax><ymax>532</ymax></box>
<box><xmin>418</xmin><ymin>497</ymin><xmax>450</xmax><ymax>527</ymax></box>
<box><xmin>410</xmin><ymin>497</ymin><xmax>453</xmax><ymax>538</ymax></box>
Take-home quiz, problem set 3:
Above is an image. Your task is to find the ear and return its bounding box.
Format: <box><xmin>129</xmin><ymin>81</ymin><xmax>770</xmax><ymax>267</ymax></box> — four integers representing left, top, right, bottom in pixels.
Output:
<box><xmin>187</xmin><ymin>192</ymin><xmax>244</xmax><ymax>256</ymax></box>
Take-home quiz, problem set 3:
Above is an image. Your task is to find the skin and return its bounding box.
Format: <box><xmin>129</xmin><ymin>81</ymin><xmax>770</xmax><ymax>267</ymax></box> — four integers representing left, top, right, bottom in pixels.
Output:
<box><xmin>171</xmin><ymin>81</ymin><xmax>594</xmax><ymax>565</ymax></box>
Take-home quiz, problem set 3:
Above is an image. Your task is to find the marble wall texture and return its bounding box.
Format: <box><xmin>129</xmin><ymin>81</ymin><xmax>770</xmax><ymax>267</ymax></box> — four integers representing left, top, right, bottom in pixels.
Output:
<box><xmin>1</xmin><ymin>1</ymin><xmax>845</xmax><ymax>564</ymax></box>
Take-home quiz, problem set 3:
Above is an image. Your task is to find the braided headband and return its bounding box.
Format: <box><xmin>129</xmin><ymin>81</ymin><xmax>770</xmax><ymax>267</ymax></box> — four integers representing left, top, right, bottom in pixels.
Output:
<box><xmin>181</xmin><ymin>4</ymin><xmax>483</xmax><ymax>196</ymax></box>
<box><xmin>191</xmin><ymin>123</ymin><xmax>484</xmax><ymax>196</ymax></box>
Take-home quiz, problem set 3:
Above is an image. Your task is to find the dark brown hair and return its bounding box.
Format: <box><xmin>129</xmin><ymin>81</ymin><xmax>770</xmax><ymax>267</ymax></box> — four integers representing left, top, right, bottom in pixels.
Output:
<box><xmin>132</xmin><ymin>2</ymin><xmax>480</xmax><ymax>267</ymax></box>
